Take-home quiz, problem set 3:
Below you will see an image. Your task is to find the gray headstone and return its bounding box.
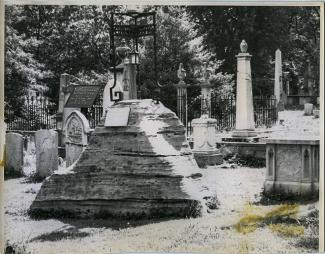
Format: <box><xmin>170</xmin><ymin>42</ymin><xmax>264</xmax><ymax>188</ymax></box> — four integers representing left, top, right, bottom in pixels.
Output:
<box><xmin>5</xmin><ymin>132</ymin><xmax>24</xmax><ymax>176</ymax></box>
<box><xmin>35</xmin><ymin>130</ymin><xmax>58</xmax><ymax>179</ymax></box>
<box><xmin>304</xmin><ymin>103</ymin><xmax>313</xmax><ymax>116</ymax></box>
<box><xmin>65</xmin><ymin>111</ymin><xmax>90</xmax><ymax>167</ymax></box>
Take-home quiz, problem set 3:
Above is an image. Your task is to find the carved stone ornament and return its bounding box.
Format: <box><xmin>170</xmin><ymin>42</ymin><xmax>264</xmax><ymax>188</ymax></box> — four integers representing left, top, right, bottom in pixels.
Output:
<box><xmin>67</xmin><ymin>117</ymin><xmax>83</xmax><ymax>144</ymax></box>
<box><xmin>240</xmin><ymin>40</ymin><xmax>248</xmax><ymax>53</ymax></box>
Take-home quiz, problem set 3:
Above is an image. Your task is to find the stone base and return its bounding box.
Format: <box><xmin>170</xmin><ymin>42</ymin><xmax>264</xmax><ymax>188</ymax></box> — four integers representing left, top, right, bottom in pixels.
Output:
<box><xmin>232</xmin><ymin>129</ymin><xmax>257</xmax><ymax>138</ymax></box>
<box><xmin>264</xmin><ymin>180</ymin><xmax>319</xmax><ymax>200</ymax></box>
<box><xmin>193</xmin><ymin>150</ymin><xmax>223</xmax><ymax>168</ymax></box>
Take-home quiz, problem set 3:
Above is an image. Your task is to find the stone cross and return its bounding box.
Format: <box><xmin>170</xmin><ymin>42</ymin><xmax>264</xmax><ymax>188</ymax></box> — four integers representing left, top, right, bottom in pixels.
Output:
<box><xmin>199</xmin><ymin>62</ymin><xmax>213</xmax><ymax>117</ymax></box>
<box><xmin>232</xmin><ymin>40</ymin><xmax>256</xmax><ymax>138</ymax></box>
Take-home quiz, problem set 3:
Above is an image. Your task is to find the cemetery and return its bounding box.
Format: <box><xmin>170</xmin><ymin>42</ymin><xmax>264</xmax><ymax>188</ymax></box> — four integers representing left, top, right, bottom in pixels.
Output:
<box><xmin>2</xmin><ymin>5</ymin><xmax>321</xmax><ymax>254</ymax></box>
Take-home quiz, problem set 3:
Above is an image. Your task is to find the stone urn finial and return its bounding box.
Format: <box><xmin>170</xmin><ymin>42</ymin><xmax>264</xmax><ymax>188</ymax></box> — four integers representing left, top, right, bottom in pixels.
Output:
<box><xmin>116</xmin><ymin>39</ymin><xmax>131</xmax><ymax>60</ymax></box>
<box><xmin>240</xmin><ymin>40</ymin><xmax>248</xmax><ymax>53</ymax></box>
<box><xmin>177</xmin><ymin>63</ymin><xmax>186</xmax><ymax>81</ymax></box>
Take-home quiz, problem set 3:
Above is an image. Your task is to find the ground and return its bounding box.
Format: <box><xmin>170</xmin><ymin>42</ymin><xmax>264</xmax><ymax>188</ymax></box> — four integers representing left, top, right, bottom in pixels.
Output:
<box><xmin>3</xmin><ymin>110</ymin><xmax>320</xmax><ymax>254</ymax></box>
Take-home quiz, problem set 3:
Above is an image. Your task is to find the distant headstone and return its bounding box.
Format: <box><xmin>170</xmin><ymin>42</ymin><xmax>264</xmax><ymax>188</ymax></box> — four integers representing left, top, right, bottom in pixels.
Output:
<box><xmin>304</xmin><ymin>103</ymin><xmax>313</xmax><ymax>116</ymax></box>
<box><xmin>313</xmin><ymin>109</ymin><xmax>319</xmax><ymax>119</ymax></box>
<box><xmin>35</xmin><ymin>130</ymin><xmax>58</xmax><ymax>179</ymax></box>
<box><xmin>65</xmin><ymin>111</ymin><xmax>90</xmax><ymax>167</ymax></box>
<box><xmin>5</xmin><ymin>132</ymin><xmax>24</xmax><ymax>176</ymax></box>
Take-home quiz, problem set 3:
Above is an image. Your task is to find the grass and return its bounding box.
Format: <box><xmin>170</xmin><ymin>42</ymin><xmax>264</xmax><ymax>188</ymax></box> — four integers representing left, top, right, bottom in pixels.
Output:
<box><xmin>234</xmin><ymin>204</ymin><xmax>304</xmax><ymax>237</ymax></box>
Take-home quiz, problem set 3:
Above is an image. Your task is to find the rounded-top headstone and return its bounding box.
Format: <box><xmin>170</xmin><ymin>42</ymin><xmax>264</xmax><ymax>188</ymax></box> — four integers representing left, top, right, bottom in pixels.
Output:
<box><xmin>304</xmin><ymin>103</ymin><xmax>313</xmax><ymax>116</ymax></box>
<box><xmin>35</xmin><ymin>129</ymin><xmax>58</xmax><ymax>179</ymax></box>
<box><xmin>5</xmin><ymin>132</ymin><xmax>24</xmax><ymax>176</ymax></box>
<box><xmin>65</xmin><ymin>111</ymin><xmax>90</xmax><ymax>167</ymax></box>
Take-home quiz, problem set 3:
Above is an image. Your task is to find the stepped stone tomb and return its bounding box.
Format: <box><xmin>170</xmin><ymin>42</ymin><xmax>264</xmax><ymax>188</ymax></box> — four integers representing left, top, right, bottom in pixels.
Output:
<box><xmin>30</xmin><ymin>99</ymin><xmax>203</xmax><ymax>219</ymax></box>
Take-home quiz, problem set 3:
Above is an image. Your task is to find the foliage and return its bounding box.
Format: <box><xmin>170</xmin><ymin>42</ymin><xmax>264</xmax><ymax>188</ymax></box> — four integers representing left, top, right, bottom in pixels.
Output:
<box><xmin>186</xmin><ymin>6</ymin><xmax>320</xmax><ymax>96</ymax></box>
<box><xmin>5</xmin><ymin>5</ymin><xmax>320</xmax><ymax>111</ymax></box>
<box><xmin>5</xmin><ymin>6</ymin><xmax>52</xmax><ymax>111</ymax></box>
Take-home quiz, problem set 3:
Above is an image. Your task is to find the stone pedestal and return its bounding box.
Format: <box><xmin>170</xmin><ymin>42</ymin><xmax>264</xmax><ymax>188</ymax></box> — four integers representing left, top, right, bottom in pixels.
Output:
<box><xmin>5</xmin><ymin>132</ymin><xmax>24</xmax><ymax>176</ymax></box>
<box><xmin>264</xmin><ymin>138</ymin><xmax>319</xmax><ymax>199</ymax></box>
<box><xmin>192</xmin><ymin>115</ymin><xmax>223</xmax><ymax>168</ymax></box>
<box><xmin>35</xmin><ymin>130</ymin><xmax>58</xmax><ymax>179</ymax></box>
<box><xmin>65</xmin><ymin>111</ymin><xmax>90</xmax><ymax>167</ymax></box>
<box><xmin>232</xmin><ymin>41</ymin><xmax>256</xmax><ymax>138</ymax></box>
<box><xmin>304</xmin><ymin>103</ymin><xmax>313</xmax><ymax>116</ymax></box>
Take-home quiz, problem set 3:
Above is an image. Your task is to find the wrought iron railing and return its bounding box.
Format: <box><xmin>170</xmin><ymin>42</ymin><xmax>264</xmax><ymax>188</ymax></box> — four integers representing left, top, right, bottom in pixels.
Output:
<box><xmin>5</xmin><ymin>96</ymin><xmax>57</xmax><ymax>131</ymax></box>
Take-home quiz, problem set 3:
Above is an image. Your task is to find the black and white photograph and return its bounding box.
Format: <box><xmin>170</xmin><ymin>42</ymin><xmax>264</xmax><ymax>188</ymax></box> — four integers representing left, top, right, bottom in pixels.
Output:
<box><xmin>0</xmin><ymin>2</ymin><xmax>323</xmax><ymax>254</ymax></box>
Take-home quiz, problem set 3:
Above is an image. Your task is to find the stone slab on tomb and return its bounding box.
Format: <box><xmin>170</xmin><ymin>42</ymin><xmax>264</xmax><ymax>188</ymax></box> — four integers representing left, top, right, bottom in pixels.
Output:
<box><xmin>30</xmin><ymin>99</ymin><xmax>204</xmax><ymax>219</ymax></box>
<box><xmin>104</xmin><ymin>107</ymin><xmax>130</xmax><ymax>127</ymax></box>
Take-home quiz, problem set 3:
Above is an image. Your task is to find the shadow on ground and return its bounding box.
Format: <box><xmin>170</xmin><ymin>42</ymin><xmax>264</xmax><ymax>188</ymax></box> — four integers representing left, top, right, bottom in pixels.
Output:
<box><xmin>29</xmin><ymin>217</ymin><xmax>173</xmax><ymax>242</ymax></box>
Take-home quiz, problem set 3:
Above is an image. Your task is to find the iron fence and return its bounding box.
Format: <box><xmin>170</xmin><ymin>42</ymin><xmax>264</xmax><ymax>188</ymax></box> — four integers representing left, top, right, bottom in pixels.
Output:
<box><xmin>211</xmin><ymin>95</ymin><xmax>236</xmax><ymax>131</ymax></box>
<box><xmin>253</xmin><ymin>95</ymin><xmax>278</xmax><ymax>128</ymax></box>
<box><xmin>83</xmin><ymin>105</ymin><xmax>104</xmax><ymax>129</ymax></box>
<box><xmin>185</xmin><ymin>95</ymin><xmax>278</xmax><ymax>136</ymax></box>
<box><xmin>5</xmin><ymin>96</ymin><xmax>57</xmax><ymax>131</ymax></box>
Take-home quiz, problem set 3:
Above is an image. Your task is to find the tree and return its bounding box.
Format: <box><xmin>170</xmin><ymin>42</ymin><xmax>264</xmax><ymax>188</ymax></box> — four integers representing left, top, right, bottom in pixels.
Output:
<box><xmin>186</xmin><ymin>6</ymin><xmax>320</xmax><ymax>96</ymax></box>
<box><xmin>5</xmin><ymin>6</ymin><xmax>51</xmax><ymax>113</ymax></box>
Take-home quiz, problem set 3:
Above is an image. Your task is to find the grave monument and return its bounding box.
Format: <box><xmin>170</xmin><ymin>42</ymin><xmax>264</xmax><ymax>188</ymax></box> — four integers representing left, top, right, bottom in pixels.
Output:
<box><xmin>232</xmin><ymin>40</ymin><xmax>257</xmax><ymax>138</ymax></box>
<box><xmin>30</xmin><ymin>9</ymin><xmax>203</xmax><ymax>219</ymax></box>
<box><xmin>191</xmin><ymin>63</ymin><xmax>223</xmax><ymax>167</ymax></box>
<box><xmin>264</xmin><ymin>138</ymin><xmax>319</xmax><ymax>199</ymax></box>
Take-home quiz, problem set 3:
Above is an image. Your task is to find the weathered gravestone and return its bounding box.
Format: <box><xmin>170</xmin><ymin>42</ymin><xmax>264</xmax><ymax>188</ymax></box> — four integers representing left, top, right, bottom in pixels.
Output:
<box><xmin>30</xmin><ymin>99</ymin><xmax>205</xmax><ymax>219</ymax></box>
<box><xmin>65</xmin><ymin>111</ymin><xmax>90</xmax><ymax>167</ymax></box>
<box><xmin>35</xmin><ymin>130</ymin><xmax>58</xmax><ymax>179</ymax></box>
<box><xmin>304</xmin><ymin>103</ymin><xmax>313</xmax><ymax>116</ymax></box>
<box><xmin>5</xmin><ymin>132</ymin><xmax>24</xmax><ymax>176</ymax></box>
